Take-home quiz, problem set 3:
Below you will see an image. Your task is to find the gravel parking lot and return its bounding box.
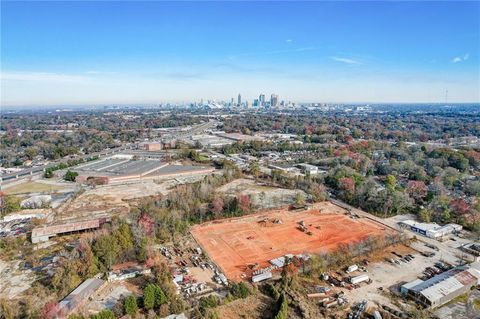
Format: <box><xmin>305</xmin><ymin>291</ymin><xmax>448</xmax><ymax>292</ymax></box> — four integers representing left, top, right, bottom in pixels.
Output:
<box><xmin>342</xmin><ymin>238</ymin><xmax>469</xmax><ymax>311</ymax></box>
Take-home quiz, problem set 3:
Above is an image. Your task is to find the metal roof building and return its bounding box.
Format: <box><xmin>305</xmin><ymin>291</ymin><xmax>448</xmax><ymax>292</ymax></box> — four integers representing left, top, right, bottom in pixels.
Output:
<box><xmin>57</xmin><ymin>278</ymin><xmax>105</xmax><ymax>318</ymax></box>
<box><xmin>404</xmin><ymin>264</ymin><xmax>480</xmax><ymax>308</ymax></box>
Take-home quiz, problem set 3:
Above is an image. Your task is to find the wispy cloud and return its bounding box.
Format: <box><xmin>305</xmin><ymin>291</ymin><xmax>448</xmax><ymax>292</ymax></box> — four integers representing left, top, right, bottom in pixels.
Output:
<box><xmin>0</xmin><ymin>71</ymin><xmax>91</xmax><ymax>82</ymax></box>
<box><xmin>85</xmin><ymin>70</ymin><xmax>117</xmax><ymax>75</ymax></box>
<box><xmin>228</xmin><ymin>47</ymin><xmax>316</xmax><ymax>60</ymax></box>
<box><xmin>163</xmin><ymin>72</ymin><xmax>204</xmax><ymax>81</ymax></box>
<box><xmin>330</xmin><ymin>56</ymin><xmax>363</xmax><ymax>65</ymax></box>
<box><xmin>451</xmin><ymin>53</ymin><xmax>470</xmax><ymax>63</ymax></box>
<box><xmin>285</xmin><ymin>39</ymin><xmax>293</xmax><ymax>43</ymax></box>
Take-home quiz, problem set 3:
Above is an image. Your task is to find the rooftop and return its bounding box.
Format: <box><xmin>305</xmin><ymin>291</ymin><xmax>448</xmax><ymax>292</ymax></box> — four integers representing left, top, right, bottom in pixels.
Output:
<box><xmin>410</xmin><ymin>265</ymin><xmax>480</xmax><ymax>303</ymax></box>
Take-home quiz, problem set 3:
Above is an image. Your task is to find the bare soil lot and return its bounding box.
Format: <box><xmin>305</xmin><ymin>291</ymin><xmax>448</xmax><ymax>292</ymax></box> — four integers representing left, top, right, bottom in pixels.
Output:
<box><xmin>191</xmin><ymin>202</ymin><xmax>389</xmax><ymax>281</ymax></box>
<box><xmin>216</xmin><ymin>294</ymin><xmax>274</xmax><ymax>319</ymax></box>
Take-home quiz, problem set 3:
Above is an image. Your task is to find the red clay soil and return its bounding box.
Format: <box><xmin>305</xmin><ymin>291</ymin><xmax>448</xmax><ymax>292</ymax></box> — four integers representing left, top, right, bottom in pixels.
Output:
<box><xmin>191</xmin><ymin>201</ymin><xmax>389</xmax><ymax>282</ymax></box>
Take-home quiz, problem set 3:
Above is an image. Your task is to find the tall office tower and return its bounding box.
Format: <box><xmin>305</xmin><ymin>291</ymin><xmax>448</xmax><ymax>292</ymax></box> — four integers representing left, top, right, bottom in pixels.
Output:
<box><xmin>270</xmin><ymin>94</ymin><xmax>279</xmax><ymax>107</ymax></box>
<box><xmin>259</xmin><ymin>93</ymin><xmax>265</xmax><ymax>106</ymax></box>
<box><xmin>237</xmin><ymin>93</ymin><xmax>241</xmax><ymax>106</ymax></box>
<box><xmin>253</xmin><ymin>99</ymin><xmax>259</xmax><ymax>107</ymax></box>
<box><xmin>231</xmin><ymin>97</ymin><xmax>234</xmax><ymax>106</ymax></box>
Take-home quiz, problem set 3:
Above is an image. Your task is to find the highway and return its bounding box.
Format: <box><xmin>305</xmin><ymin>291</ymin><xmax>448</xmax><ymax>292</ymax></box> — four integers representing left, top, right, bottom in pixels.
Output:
<box><xmin>0</xmin><ymin>144</ymin><xmax>133</xmax><ymax>182</ymax></box>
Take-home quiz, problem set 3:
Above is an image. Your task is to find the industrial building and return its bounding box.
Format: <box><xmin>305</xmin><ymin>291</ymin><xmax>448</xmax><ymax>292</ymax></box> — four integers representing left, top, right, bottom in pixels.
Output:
<box><xmin>144</xmin><ymin>142</ymin><xmax>162</xmax><ymax>151</ymax></box>
<box><xmin>142</xmin><ymin>140</ymin><xmax>177</xmax><ymax>151</ymax></box>
<box><xmin>75</xmin><ymin>157</ymin><xmax>169</xmax><ymax>184</ymax></box>
<box><xmin>215</xmin><ymin>132</ymin><xmax>265</xmax><ymax>142</ymax></box>
<box><xmin>297</xmin><ymin>163</ymin><xmax>320</xmax><ymax>175</ymax></box>
<box><xmin>73</xmin><ymin>155</ymin><xmax>214</xmax><ymax>184</ymax></box>
<box><xmin>31</xmin><ymin>218</ymin><xmax>105</xmax><ymax>243</ymax></box>
<box><xmin>55</xmin><ymin>278</ymin><xmax>105</xmax><ymax>318</ymax></box>
<box><xmin>398</xmin><ymin>220</ymin><xmax>462</xmax><ymax>239</ymax></box>
<box><xmin>186</xmin><ymin>134</ymin><xmax>233</xmax><ymax>148</ymax></box>
<box><xmin>460</xmin><ymin>242</ymin><xmax>480</xmax><ymax>261</ymax></box>
<box><xmin>402</xmin><ymin>263</ymin><xmax>480</xmax><ymax>308</ymax></box>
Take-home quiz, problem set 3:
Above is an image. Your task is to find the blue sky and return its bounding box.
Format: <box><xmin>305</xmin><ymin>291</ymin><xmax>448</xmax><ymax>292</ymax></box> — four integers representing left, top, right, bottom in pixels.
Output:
<box><xmin>1</xmin><ymin>1</ymin><xmax>479</xmax><ymax>106</ymax></box>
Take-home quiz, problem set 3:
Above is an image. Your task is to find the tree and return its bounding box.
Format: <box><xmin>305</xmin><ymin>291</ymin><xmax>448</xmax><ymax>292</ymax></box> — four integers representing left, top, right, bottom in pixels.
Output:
<box><xmin>44</xmin><ymin>167</ymin><xmax>54</xmax><ymax>178</ymax></box>
<box><xmin>238</xmin><ymin>194</ymin><xmax>251</xmax><ymax>213</ymax></box>
<box><xmin>339</xmin><ymin>177</ymin><xmax>355</xmax><ymax>193</ymax></box>
<box><xmin>294</xmin><ymin>193</ymin><xmax>306</xmax><ymax>206</ymax></box>
<box><xmin>406</xmin><ymin>180</ymin><xmax>427</xmax><ymax>204</ymax></box>
<box><xmin>143</xmin><ymin>284</ymin><xmax>156</xmax><ymax>310</ymax></box>
<box><xmin>0</xmin><ymin>194</ymin><xmax>21</xmax><ymax>216</ymax></box>
<box><xmin>93</xmin><ymin>234</ymin><xmax>120</xmax><ymax>270</ymax></box>
<box><xmin>210</xmin><ymin>196</ymin><xmax>224</xmax><ymax>217</ymax></box>
<box><xmin>154</xmin><ymin>285</ymin><xmax>167</xmax><ymax>307</ymax></box>
<box><xmin>450</xmin><ymin>199</ymin><xmax>471</xmax><ymax>221</ymax></box>
<box><xmin>124</xmin><ymin>295</ymin><xmax>138</xmax><ymax>317</ymax></box>
<box><xmin>274</xmin><ymin>294</ymin><xmax>288</xmax><ymax>319</ymax></box>
<box><xmin>419</xmin><ymin>209</ymin><xmax>432</xmax><ymax>223</ymax></box>
<box><xmin>64</xmin><ymin>170</ymin><xmax>79</xmax><ymax>182</ymax></box>
<box><xmin>90</xmin><ymin>309</ymin><xmax>115</xmax><ymax>319</ymax></box>
<box><xmin>24</xmin><ymin>146</ymin><xmax>38</xmax><ymax>160</ymax></box>
<box><xmin>249</xmin><ymin>161</ymin><xmax>261</xmax><ymax>179</ymax></box>
<box><xmin>385</xmin><ymin>175</ymin><xmax>397</xmax><ymax>193</ymax></box>
<box><xmin>228</xmin><ymin>282</ymin><xmax>251</xmax><ymax>299</ymax></box>
<box><xmin>308</xmin><ymin>183</ymin><xmax>327</xmax><ymax>202</ymax></box>
<box><xmin>40</xmin><ymin>300</ymin><xmax>59</xmax><ymax>319</ymax></box>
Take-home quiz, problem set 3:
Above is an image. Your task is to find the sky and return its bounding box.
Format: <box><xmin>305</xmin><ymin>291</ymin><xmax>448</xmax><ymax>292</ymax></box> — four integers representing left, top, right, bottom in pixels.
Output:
<box><xmin>1</xmin><ymin>1</ymin><xmax>479</xmax><ymax>107</ymax></box>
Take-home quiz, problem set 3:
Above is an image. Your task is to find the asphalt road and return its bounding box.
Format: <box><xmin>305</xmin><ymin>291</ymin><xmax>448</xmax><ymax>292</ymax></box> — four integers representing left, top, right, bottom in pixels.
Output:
<box><xmin>0</xmin><ymin>145</ymin><xmax>132</xmax><ymax>182</ymax></box>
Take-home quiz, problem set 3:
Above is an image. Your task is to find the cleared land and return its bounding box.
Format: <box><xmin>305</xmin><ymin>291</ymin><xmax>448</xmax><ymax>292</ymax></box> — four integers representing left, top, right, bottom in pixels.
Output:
<box><xmin>3</xmin><ymin>181</ymin><xmax>63</xmax><ymax>195</ymax></box>
<box><xmin>191</xmin><ymin>201</ymin><xmax>388</xmax><ymax>281</ymax></box>
<box><xmin>217</xmin><ymin>178</ymin><xmax>305</xmax><ymax>209</ymax></box>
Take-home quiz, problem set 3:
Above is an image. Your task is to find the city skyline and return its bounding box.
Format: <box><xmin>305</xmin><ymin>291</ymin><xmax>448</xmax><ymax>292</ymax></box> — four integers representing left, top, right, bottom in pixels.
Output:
<box><xmin>1</xmin><ymin>1</ymin><xmax>479</xmax><ymax>107</ymax></box>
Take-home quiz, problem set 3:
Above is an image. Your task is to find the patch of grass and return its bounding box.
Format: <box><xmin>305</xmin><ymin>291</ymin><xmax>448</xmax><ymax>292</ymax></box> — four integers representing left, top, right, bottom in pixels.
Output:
<box><xmin>473</xmin><ymin>298</ymin><xmax>480</xmax><ymax>311</ymax></box>
<box><xmin>4</xmin><ymin>182</ymin><xmax>63</xmax><ymax>195</ymax></box>
<box><xmin>452</xmin><ymin>292</ymin><xmax>469</xmax><ymax>304</ymax></box>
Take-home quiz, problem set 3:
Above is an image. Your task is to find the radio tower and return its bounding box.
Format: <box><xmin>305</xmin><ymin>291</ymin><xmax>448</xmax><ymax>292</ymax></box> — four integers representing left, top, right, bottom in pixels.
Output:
<box><xmin>445</xmin><ymin>89</ymin><xmax>448</xmax><ymax>105</ymax></box>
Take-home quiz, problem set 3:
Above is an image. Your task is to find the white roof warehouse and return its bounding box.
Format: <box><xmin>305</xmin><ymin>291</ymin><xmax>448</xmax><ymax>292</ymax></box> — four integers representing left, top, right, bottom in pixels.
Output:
<box><xmin>398</xmin><ymin>219</ymin><xmax>462</xmax><ymax>239</ymax></box>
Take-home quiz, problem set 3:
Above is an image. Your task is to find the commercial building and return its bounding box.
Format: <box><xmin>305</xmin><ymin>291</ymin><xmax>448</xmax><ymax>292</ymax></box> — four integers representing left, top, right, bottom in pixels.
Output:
<box><xmin>31</xmin><ymin>218</ymin><xmax>106</xmax><ymax>243</ymax></box>
<box><xmin>258</xmin><ymin>93</ymin><xmax>265</xmax><ymax>105</ymax></box>
<box><xmin>270</xmin><ymin>94</ymin><xmax>279</xmax><ymax>107</ymax></box>
<box><xmin>398</xmin><ymin>220</ymin><xmax>462</xmax><ymax>239</ymax></box>
<box><xmin>402</xmin><ymin>263</ymin><xmax>480</xmax><ymax>308</ymax></box>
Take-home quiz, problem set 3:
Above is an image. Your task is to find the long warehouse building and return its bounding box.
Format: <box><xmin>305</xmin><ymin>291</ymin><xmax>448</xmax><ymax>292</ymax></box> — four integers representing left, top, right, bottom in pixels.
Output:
<box><xmin>403</xmin><ymin>263</ymin><xmax>480</xmax><ymax>308</ymax></box>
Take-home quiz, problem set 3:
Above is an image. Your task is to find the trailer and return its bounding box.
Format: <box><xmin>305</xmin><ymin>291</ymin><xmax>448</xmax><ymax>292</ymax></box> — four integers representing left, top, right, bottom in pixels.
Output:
<box><xmin>350</xmin><ymin>274</ymin><xmax>370</xmax><ymax>285</ymax></box>
<box><xmin>252</xmin><ymin>271</ymin><xmax>272</xmax><ymax>283</ymax></box>
<box><xmin>346</xmin><ymin>264</ymin><xmax>358</xmax><ymax>273</ymax></box>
